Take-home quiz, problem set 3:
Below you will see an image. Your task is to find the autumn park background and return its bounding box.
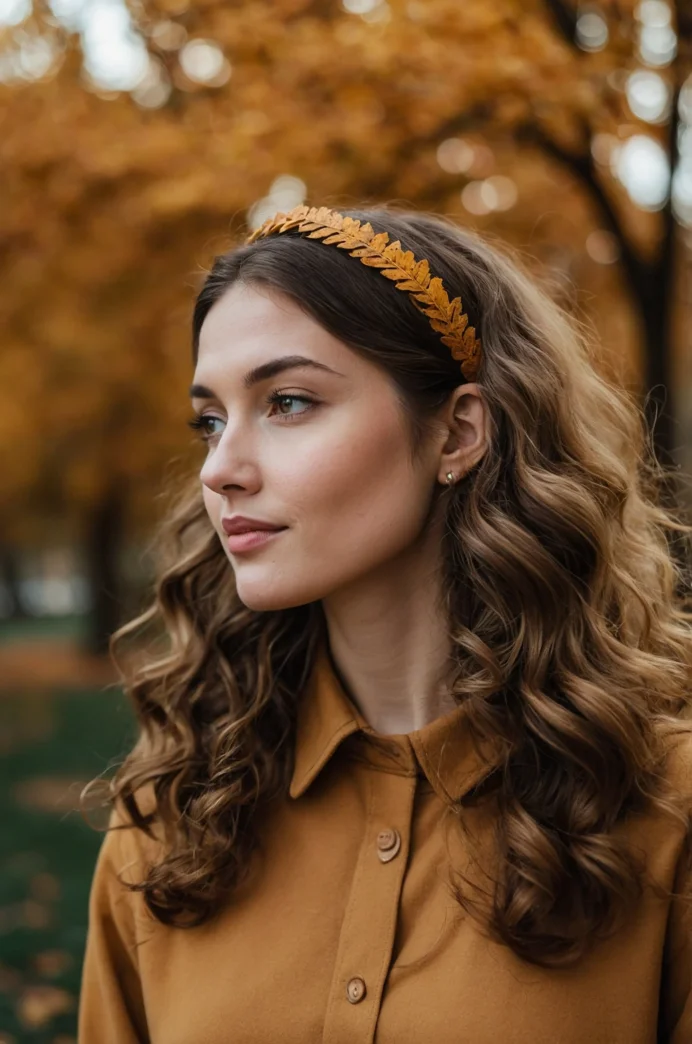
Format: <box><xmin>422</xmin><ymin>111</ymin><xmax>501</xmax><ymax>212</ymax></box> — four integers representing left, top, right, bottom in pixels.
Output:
<box><xmin>0</xmin><ymin>0</ymin><xmax>691</xmax><ymax>1039</ymax></box>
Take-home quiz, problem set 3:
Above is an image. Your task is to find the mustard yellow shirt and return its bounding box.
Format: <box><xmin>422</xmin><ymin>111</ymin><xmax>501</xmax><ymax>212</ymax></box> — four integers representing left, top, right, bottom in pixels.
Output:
<box><xmin>78</xmin><ymin>642</ymin><xmax>692</xmax><ymax>1042</ymax></box>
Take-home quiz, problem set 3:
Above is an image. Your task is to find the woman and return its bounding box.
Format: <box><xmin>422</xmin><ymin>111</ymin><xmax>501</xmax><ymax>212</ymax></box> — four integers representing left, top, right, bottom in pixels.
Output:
<box><xmin>78</xmin><ymin>204</ymin><xmax>692</xmax><ymax>1043</ymax></box>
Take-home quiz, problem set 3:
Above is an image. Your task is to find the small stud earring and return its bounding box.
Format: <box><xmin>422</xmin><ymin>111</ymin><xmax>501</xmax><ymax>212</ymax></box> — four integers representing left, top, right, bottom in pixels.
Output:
<box><xmin>445</xmin><ymin>471</ymin><xmax>456</xmax><ymax>485</ymax></box>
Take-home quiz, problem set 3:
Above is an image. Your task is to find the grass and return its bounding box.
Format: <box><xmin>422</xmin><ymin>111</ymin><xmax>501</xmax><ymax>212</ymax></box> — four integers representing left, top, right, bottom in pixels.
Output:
<box><xmin>0</xmin><ymin>679</ymin><xmax>137</xmax><ymax>1043</ymax></box>
<box><xmin>0</xmin><ymin>616</ymin><xmax>89</xmax><ymax>647</ymax></box>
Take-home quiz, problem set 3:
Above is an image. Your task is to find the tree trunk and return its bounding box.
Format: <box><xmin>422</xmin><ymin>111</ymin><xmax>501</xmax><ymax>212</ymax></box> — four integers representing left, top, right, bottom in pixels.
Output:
<box><xmin>83</xmin><ymin>479</ymin><xmax>126</xmax><ymax>656</ymax></box>
<box><xmin>0</xmin><ymin>543</ymin><xmax>28</xmax><ymax>619</ymax></box>
<box><xmin>640</xmin><ymin>271</ymin><xmax>677</xmax><ymax>480</ymax></box>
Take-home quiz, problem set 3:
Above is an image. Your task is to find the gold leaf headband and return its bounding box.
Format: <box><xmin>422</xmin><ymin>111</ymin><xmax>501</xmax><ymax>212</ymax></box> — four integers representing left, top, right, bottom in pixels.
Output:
<box><xmin>245</xmin><ymin>204</ymin><xmax>482</xmax><ymax>383</ymax></box>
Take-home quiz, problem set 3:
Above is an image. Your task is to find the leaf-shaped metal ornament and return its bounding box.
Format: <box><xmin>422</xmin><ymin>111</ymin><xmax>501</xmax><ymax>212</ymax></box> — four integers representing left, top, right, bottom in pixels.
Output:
<box><xmin>245</xmin><ymin>205</ymin><xmax>482</xmax><ymax>382</ymax></box>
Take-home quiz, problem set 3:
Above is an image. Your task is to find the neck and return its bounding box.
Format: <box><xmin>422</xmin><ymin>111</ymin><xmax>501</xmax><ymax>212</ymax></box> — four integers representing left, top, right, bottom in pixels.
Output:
<box><xmin>320</xmin><ymin>516</ymin><xmax>458</xmax><ymax>735</ymax></box>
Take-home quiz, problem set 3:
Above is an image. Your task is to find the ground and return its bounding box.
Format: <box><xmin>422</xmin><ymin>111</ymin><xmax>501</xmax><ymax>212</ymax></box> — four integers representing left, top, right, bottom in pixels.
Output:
<box><xmin>0</xmin><ymin>617</ymin><xmax>135</xmax><ymax>1044</ymax></box>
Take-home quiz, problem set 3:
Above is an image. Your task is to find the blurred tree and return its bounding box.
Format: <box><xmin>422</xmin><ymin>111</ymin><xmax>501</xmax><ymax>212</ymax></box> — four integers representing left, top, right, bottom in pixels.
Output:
<box><xmin>0</xmin><ymin>0</ymin><xmax>689</xmax><ymax>650</ymax></box>
<box><xmin>532</xmin><ymin>0</ymin><xmax>691</xmax><ymax>480</ymax></box>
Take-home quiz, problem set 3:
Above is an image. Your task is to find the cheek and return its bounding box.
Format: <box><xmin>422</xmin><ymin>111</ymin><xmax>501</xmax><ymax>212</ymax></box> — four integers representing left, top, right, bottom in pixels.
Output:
<box><xmin>198</xmin><ymin>401</ymin><xmax>437</xmax><ymax>611</ymax></box>
<box><xmin>202</xmin><ymin>484</ymin><xmax>221</xmax><ymax>523</ymax></box>
<box><xmin>282</xmin><ymin>412</ymin><xmax>430</xmax><ymax>574</ymax></box>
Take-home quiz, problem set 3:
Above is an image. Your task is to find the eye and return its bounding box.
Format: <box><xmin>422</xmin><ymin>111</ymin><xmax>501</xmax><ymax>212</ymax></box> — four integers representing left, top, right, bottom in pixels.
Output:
<box><xmin>187</xmin><ymin>414</ymin><xmax>224</xmax><ymax>442</ymax></box>
<box><xmin>186</xmin><ymin>390</ymin><xmax>319</xmax><ymax>444</ymax></box>
<box><xmin>265</xmin><ymin>391</ymin><xmax>318</xmax><ymax>421</ymax></box>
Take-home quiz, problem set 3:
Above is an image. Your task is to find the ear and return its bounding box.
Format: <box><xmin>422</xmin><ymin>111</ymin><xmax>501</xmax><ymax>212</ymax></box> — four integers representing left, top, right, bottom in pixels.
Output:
<box><xmin>436</xmin><ymin>384</ymin><xmax>489</xmax><ymax>484</ymax></box>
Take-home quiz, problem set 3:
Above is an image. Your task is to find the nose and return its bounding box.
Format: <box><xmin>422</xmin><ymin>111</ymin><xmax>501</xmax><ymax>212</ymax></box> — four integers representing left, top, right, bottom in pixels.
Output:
<box><xmin>201</xmin><ymin>457</ymin><xmax>259</xmax><ymax>495</ymax></box>
<box><xmin>199</xmin><ymin>428</ymin><xmax>259</xmax><ymax>495</ymax></box>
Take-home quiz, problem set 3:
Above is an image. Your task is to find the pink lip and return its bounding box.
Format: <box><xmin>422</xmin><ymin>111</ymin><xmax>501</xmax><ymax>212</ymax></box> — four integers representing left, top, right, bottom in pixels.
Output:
<box><xmin>225</xmin><ymin>527</ymin><xmax>287</xmax><ymax>553</ymax></box>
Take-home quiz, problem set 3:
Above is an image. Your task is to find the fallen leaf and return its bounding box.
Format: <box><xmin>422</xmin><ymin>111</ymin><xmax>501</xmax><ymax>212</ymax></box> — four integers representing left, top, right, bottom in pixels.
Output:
<box><xmin>0</xmin><ymin>960</ymin><xmax>22</xmax><ymax>992</ymax></box>
<box><xmin>12</xmin><ymin>777</ymin><xmax>89</xmax><ymax>814</ymax></box>
<box><xmin>34</xmin><ymin>949</ymin><xmax>73</xmax><ymax>978</ymax></box>
<box><xmin>20</xmin><ymin>900</ymin><xmax>52</xmax><ymax>930</ymax></box>
<box><xmin>16</xmin><ymin>984</ymin><xmax>74</xmax><ymax>1029</ymax></box>
<box><xmin>30</xmin><ymin>872</ymin><xmax>61</xmax><ymax>903</ymax></box>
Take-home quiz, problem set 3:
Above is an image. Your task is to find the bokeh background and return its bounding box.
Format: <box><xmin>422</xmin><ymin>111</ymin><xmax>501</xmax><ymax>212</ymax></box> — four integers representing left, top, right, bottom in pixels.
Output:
<box><xmin>1</xmin><ymin>0</ymin><xmax>691</xmax><ymax>1040</ymax></box>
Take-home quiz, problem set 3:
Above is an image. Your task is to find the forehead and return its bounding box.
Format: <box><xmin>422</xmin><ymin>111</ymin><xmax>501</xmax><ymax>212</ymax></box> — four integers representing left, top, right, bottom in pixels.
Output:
<box><xmin>193</xmin><ymin>283</ymin><xmax>374</xmax><ymax>394</ymax></box>
<box><xmin>198</xmin><ymin>283</ymin><xmax>328</xmax><ymax>357</ymax></box>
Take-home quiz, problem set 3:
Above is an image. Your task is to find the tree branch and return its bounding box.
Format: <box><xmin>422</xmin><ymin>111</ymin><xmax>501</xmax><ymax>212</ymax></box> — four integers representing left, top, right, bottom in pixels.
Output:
<box><xmin>542</xmin><ymin>0</ymin><xmax>579</xmax><ymax>46</ymax></box>
<box><xmin>515</xmin><ymin>116</ymin><xmax>648</xmax><ymax>295</ymax></box>
<box><xmin>672</xmin><ymin>0</ymin><xmax>692</xmax><ymax>44</ymax></box>
<box><xmin>357</xmin><ymin>101</ymin><xmax>496</xmax><ymax>200</ymax></box>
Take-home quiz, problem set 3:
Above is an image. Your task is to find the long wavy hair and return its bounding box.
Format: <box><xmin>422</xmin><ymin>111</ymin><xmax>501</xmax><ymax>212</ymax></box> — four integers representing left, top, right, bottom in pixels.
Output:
<box><xmin>84</xmin><ymin>203</ymin><xmax>692</xmax><ymax>969</ymax></box>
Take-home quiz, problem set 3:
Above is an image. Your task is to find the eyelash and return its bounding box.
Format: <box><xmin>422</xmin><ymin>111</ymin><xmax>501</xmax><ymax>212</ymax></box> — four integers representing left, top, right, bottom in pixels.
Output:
<box><xmin>187</xmin><ymin>390</ymin><xmax>318</xmax><ymax>442</ymax></box>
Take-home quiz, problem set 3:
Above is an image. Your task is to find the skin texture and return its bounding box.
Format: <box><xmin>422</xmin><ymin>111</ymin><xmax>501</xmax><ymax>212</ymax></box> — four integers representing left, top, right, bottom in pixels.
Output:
<box><xmin>193</xmin><ymin>282</ymin><xmax>489</xmax><ymax>735</ymax></box>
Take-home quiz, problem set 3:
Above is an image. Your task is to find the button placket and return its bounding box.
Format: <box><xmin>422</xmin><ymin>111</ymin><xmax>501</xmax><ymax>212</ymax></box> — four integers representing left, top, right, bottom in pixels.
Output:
<box><xmin>321</xmin><ymin>770</ymin><xmax>416</xmax><ymax>1044</ymax></box>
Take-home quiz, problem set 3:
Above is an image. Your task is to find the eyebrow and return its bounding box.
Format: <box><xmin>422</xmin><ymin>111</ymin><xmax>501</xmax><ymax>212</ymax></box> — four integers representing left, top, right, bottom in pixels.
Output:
<box><xmin>189</xmin><ymin>355</ymin><xmax>345</xmax><ymax>400</ymax></box>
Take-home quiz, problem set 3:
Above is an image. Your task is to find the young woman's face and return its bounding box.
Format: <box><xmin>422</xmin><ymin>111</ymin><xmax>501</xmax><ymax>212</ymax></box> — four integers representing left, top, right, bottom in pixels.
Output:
<box><xmin>192</xmin><ymin>281</ymin><xmax>447</xmax><ymax>611</ymax></box>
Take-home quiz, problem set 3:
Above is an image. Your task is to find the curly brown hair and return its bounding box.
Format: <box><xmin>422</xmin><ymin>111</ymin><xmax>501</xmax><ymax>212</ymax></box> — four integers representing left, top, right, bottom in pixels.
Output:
<box><xmin>83</xmin><ymin>203</ymin><xmax>692</xmax><ymax>969</ymax></box>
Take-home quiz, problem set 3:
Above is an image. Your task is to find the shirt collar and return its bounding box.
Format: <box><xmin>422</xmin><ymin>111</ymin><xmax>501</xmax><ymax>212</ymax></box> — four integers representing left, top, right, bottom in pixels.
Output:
<box><xmin>289</xmin><ymin>640</ymin><xmax>502</xmax><ymax>805</ymax></box>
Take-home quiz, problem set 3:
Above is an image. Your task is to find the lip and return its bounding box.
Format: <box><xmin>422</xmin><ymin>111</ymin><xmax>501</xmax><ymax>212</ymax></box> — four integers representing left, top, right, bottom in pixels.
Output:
<box><xmin>225</xmin><ymin>527</ymin><xmax>287</xmax><ymax>553</ymax></box>
<box><xmin>221</xmin><ymin>515</ymin><xmax>286</xmax><ymax>536</ymax></box>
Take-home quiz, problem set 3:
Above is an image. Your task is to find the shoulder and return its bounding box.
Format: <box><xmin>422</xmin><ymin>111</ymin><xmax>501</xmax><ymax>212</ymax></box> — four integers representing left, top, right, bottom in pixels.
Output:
<box><xmin>636</xmin><ymin>727</ymin><xmax>692</xmax><ymax>887</ymax></box>
<box><xmin>616</xmin><ymin>728</ymin><xmax>692</xmax><ymax>876</ymax></box>
<box><xmin>99</xmin><ymin>782</ymin><xmax>164</xmax><ymax>882</ymax></box>
<box><xmin>661</xmin><ymin>726</ymin><xmax>692</xmax><ymax>800</ymax></box>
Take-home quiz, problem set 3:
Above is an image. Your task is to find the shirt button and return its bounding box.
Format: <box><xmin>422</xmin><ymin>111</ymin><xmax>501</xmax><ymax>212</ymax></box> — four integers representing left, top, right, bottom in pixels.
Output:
<box><xmin>376</xmin><ymin>827</ymin><xmax>401</xmax><ymax>863</ymax></box>
<box><xmin>346</xmin><ymin>977</ymin><xmax>367</xmax><ymax>1004</ymax></box>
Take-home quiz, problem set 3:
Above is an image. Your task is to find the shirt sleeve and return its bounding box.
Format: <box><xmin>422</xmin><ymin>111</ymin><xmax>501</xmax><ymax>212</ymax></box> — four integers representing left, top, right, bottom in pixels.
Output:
<box><xmin>658</xmin><ymin>798</ymin><xmax>692</xmax><ymax>1041</ymax></box>
<box><xmin>78</xmin><ymin>804</ymin><xmax>151</xmax><ymax>1044</ymax></box>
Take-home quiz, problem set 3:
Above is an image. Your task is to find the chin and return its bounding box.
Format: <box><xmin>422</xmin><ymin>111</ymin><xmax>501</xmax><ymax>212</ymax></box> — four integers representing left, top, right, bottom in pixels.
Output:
<box><xmin>234</xmin><ymin>578</ymin><xmax>323</xmax><ymax>613</ymax></box>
